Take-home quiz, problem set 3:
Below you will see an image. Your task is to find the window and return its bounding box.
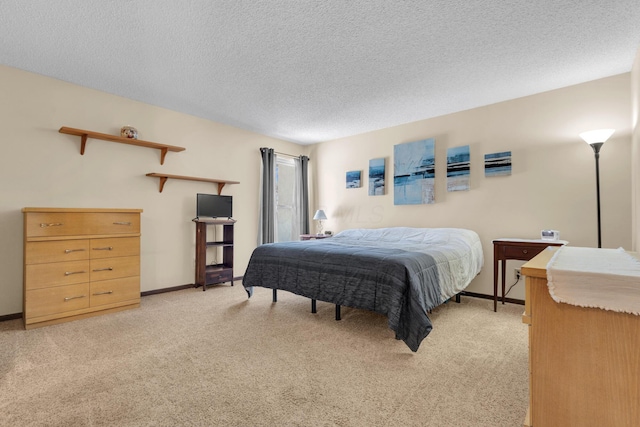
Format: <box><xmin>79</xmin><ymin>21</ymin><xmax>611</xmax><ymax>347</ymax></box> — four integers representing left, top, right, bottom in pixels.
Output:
<box><xmin>275</xmin><ymin>156</ymin><xmax>299</xmax><ymax>242</ymax></box>
<box><xmin>259</xmin><ymin>148</ymin><xmax>308</xmax><ymax>245</ymax></box>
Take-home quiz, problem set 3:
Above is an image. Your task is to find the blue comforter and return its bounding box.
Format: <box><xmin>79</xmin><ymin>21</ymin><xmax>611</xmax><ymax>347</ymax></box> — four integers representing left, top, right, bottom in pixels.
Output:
<box><xmin>242</xmin><ymin>239</ymin><xmax>442</xmax><ymax>352</ymax></box>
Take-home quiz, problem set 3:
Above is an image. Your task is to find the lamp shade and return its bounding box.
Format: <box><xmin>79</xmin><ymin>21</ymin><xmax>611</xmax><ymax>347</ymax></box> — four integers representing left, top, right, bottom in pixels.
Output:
<box><xmin>579</xmin><ymin>129</ymin><xmax>615</xmax><ymax>145</ymax></box>
<box><xmin>313</xmin><ymin>210</ymin><xmax>327</xmax><ymax>221</ymax></box>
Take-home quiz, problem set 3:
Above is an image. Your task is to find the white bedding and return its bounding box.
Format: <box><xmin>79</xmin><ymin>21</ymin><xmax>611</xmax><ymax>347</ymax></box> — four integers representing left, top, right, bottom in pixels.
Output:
<box><xmin>331</xmin><ymin>227</ymin><xmax>484</xmax><ymax>301</ymax></box>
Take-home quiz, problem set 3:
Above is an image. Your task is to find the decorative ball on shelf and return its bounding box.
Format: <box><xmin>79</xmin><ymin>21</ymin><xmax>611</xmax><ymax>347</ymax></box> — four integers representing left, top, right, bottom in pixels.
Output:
<box><xmin>120</xmin><ymin>125</ymin><xmax>138</xmax><ymax>139</ymax></box>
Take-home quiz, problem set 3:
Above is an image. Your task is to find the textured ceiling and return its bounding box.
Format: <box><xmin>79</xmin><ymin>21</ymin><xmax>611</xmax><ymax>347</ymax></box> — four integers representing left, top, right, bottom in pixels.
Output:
<box><xmin>1</xmin><ymin>1</ymin><xmax>640</xmax><ymax>144</ymax></box>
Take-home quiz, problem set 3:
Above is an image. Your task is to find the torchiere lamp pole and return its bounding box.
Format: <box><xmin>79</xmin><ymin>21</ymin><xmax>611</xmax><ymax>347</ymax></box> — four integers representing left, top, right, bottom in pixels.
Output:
<box><xmin>590</xmin><ymin>141</ymin><xmax>603</xmax><ymax>248</ymax></box>
<box><xmin>579</xmin><ymin>129</ymin><xmax>615</xmax><ymax>248</ymax></box>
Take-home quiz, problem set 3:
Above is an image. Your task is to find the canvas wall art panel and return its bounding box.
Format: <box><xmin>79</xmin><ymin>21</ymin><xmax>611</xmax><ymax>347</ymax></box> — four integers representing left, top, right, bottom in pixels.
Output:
<box><xmin>368</xmin><ymin>158</ymin><xmax>385</xmax><ymax>196</ymax></box>
<box><xmin>447</xmin><ymin>145</ymin><xmax>470</xmax><ymax>192</ymax></box>
<box><xmin>394</xmin><ymin>138</ymin><xmax>435</xmax><ymax>204</ymax></box>
<box><xmin>485</xmin><ymin>151</ymin><xmax>512</xmax><ymax>176</ymax></box>
<box><xmin>346</xmin><ymin>170</ymin><xmax>361</xmax><ymax>188</ymax></box>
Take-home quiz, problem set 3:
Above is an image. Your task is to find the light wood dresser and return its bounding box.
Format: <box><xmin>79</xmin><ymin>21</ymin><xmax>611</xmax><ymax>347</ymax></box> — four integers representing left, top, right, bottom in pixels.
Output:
<box><xmin>521</xmin><ymin>247</ymin><xmax>640</xmax><ymax>426</ymax></box>
<box><xmin>23</xmin><ymin>207</ymin><xmax>142</xmax><ymax>329</ymax></box>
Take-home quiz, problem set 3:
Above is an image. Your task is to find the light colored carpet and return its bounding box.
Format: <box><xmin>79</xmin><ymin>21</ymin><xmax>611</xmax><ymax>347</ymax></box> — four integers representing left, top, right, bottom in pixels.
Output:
<box><xmin>0</xmin><ymin>286</ymin><xmax>529</xmax><ymax>426</ymax></box>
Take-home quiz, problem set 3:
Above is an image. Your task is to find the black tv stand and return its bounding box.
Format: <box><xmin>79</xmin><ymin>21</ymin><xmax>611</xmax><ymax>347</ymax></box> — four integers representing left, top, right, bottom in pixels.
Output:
<box><xmin>193</xmin><ymin>218</ymin><xmax>235</xmax><ymax>291</ymax></box>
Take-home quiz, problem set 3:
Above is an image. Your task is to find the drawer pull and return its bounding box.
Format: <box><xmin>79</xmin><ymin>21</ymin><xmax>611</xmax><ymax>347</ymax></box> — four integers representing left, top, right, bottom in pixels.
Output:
<box><xmin>64</xmin><ymin>295</ymin><xmax>86</xmax><ymax>301</ymax></box>
<box><xmin>523</xmin><ymin>249</ymin><xmax>528</xmax><ymax>254</ymax></box>
<box><xmin>64</xmin><ymin>270</ymin><xmax>86</xmax><ymax>276</ymax></box>
<box><xmin>93</xmin><ymin>267</ymin><xmax>113</xmax><ymax>272</ymax></box>
<box><xmin>64</xmin><ymin>249</ymin><xmax>87</xmax><ymax>253</ymax></box>
<box><xmin>93</xmin><ymin>246</ymin><xmax>113</xmax><ymax>251</ymax></box>
<box><xmin>93</xmin><ymin>290</ymin><xmax>113</xmax><ymax>296</ymax></box>
<box><xmin>40</xmin><ymin>223</ymin><xmax>63</xmax><ymax>228</ymax></box>
<box><xmin>113</xmin><ymin>222</ymin><xmax>132</xmax><ymax>226</ymax></box>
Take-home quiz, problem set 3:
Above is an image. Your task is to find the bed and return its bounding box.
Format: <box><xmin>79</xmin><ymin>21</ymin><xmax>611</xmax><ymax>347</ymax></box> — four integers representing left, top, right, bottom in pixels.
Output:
<box><xmin>242</xmin><ymin>227</ymin><xmax>484</xmax><ymax>351</ymax></box>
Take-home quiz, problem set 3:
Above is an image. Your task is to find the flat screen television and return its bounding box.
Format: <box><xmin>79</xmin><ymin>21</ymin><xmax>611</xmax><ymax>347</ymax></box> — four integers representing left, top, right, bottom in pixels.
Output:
<box><xmin>196</xmin><ymin>193</ymin><xmax>233</xmax><ymax>219</ymax></box>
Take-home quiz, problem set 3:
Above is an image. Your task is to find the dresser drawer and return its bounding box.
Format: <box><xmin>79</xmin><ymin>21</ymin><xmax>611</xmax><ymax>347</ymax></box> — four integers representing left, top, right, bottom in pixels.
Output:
<box><xmin>86</xmin><ymin>213</ymin><xmax>140</xmax><ymax>235</ymax></box>
<box><xmin>503</xmin><ymin>245</ymin><xmax>546</xmax><ymax>261</ymax></box>
<box><xmin>25</xmin><ymin>212</ymin><xmax>88</xmax><ymax>238</ymax></box>
<box><xmin>90</xmin><ymin>276</ymin><xmax>140</xmax><ymax>307</ymax></box>
<box><xmin>25</xmin><ymin>211</ymin><xmax>140</xmax><ymax>238</ymax></box>
<box><xmin>25</xmin><ymin>240</ymin><xmax>90</xmax><ymax>264</ymax></box>
<box><xmin>26</xmin><ymin>283</ymin><xmax>90</xmax><ymax>318</ymax></box>
<box><xmin>90</xmin><ymin>256</ymin><xmax>140</xmax><ymax>281</ymax></box>
<box><xmin>90</xmin><ymin>237</ymin><xmax>140</xmax><ymax>259</ymax></box>
<box><xmin>25</xmin><ymin>260</ymin><xmax>90</xmax><ymax>290</ymax></box>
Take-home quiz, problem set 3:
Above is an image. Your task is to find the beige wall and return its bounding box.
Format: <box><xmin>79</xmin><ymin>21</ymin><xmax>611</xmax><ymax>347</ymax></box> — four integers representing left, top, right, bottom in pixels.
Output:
<box><xmin>0</xmin><ymin>65</ymin><xmax>634</xmax><ymax>316</ymax></box>
<box><xmin>632</xmin><ymin>48</ymin><xmax>640</xmax><ymax>250</ymax></box>
<box><xmin>310</xmin><ymin>74</ymin><xmax>632</xmax><ymax>300</ymax></box>
<box><xmin>0</xmin><ymin>65</ymin><xmax>308</xmax><ymax>317</ymax></box>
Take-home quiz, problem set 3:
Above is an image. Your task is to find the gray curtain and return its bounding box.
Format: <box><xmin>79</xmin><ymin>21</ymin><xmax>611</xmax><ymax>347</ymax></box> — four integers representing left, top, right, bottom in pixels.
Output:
<box><xmin>297</xmin><ymin>155</ymin><xmax>310</xmax><ymax>234</ymax></box>
<box><xmin>258</xmin><ymin>148</ymin><xmax>276</xmax><ymax>244</ymax></box>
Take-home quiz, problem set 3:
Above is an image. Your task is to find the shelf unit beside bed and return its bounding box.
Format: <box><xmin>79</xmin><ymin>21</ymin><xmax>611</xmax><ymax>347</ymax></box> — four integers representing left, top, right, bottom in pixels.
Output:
<box><xmin>193</xmin><ymin>218</ymin><xmax>235</xmax><ymax>291</ymax></box>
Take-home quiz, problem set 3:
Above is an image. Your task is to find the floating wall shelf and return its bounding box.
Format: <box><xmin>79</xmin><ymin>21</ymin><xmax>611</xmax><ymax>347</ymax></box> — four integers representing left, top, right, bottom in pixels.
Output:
<box><xmin>59</xmin><ymin>127</ymin><xmax>186</xmax><ymax>165</ymax></box>
<box><xmin>146</xmin><ymin>173</ymin><xmax>240</xmax><ymax>194</ymax></box>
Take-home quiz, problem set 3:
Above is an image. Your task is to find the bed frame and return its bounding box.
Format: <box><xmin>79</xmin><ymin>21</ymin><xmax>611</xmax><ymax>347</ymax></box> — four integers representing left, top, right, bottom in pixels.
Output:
<box><xmin>270</xmin><ymin>289</ymin><xmax>462</xmax><ymax>320</ymax></box>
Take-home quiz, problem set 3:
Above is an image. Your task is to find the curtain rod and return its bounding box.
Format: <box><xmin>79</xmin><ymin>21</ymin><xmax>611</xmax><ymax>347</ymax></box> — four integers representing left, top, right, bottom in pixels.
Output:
<box><xmin>275</xmin><ymin>151</ymin><xmax>310</xmax><ymax>160</ymax></box>
<box><xmin>261</xmin><ymin>147</ymin><xmax>310</xmax><ymax>161</ymax></box>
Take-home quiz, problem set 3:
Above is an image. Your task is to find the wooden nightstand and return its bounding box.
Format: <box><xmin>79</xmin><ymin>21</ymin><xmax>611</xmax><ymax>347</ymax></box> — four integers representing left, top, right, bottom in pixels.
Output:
<box><xmin>300</xmin><ymin>234</ymin><xmax>331</xmax><ymax>240</ymax></box>
<box><xmin>492</xmin><ymin>238</ymin><xmax>567</xmax><ymax>312</ymax></box>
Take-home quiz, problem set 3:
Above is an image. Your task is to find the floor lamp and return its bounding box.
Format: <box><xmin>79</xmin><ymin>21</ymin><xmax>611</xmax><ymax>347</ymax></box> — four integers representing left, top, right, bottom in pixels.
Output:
<box><xmin>579</xmin><ymin>129</ymin><xmax>615</xmax><ymax>248</ymax></box>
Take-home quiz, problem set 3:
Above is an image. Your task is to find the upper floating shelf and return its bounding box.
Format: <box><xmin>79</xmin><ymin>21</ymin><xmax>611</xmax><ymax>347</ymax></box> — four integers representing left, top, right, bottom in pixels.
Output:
<box><xmin>146</xmin><ymin>173</ymin><xmax>240</xmax><ymax>194</ymax></box>
<box><xmin>59</xmin><ymin>126</ymin><xmax>186</xmax><ymax>165</ymax></box>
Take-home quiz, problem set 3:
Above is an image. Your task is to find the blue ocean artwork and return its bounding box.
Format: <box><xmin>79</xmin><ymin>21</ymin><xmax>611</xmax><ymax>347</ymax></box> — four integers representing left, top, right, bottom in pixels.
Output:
<box><xmin>368</xmin><ymin>158</ymin><xmax>385</xmax><ymax>196</ymax></box>
<box><xmin>485</xmin><ymin>151</ymin><xmax>512</xmax><ymax>177</ymax></box>
<box><xmin>394</xmin><ymin>138</ymin><xmax>435</xmax><ymax>204</ymax></box>
<box><xmin>346</xmin><ymin>170</ymin><xmax>361</xmax><ymax>188</ymax></box>
<box><xmin>447</xmin><ymin>145</ymin><xmax>470</xmax><ymax>192</ymax></box>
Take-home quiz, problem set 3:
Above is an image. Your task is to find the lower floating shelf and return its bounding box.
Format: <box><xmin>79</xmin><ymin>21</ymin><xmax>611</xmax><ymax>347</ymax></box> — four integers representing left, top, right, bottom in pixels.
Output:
<box><xmin>146</xmin><ymin>173</ymin><xmax>240</xmax><ymax>193</ymax></box>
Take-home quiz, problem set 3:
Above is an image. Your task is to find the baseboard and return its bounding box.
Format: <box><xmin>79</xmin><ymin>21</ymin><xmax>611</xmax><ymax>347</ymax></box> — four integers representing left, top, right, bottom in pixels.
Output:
<box><xmin>140</xmin><ymin>276</ymin><xmax>243</xmax><ymax>297</ymax></box>
<box><xmin>140</xmin><ymin>284</ymin><xmax>194</xmax><ymax>296</ymax></box>
<box><xmin>462</xmin><ymin>291</ymin><xmax>524</xmax><ymax>306</ymax></box>
<box><xmin>0</xmin><ymin>312</ymin><xmax>22</xmax><ymax>322</ymax></box>
<box><xmin>4</xmin><ymin>279</ymin><xmax>501</xmax><ymax>323</ymax></box>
